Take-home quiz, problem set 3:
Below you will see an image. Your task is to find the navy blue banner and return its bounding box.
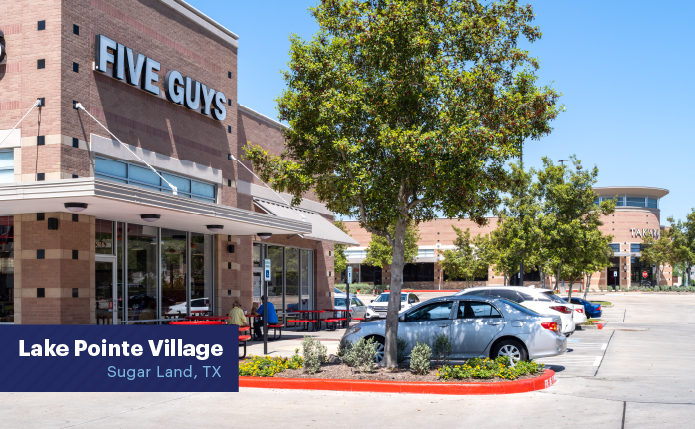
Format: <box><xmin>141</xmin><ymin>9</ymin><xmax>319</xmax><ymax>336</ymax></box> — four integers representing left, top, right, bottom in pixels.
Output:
<box><xmin>0</xmin><ymin>325</ymin><xmax>238</xmax><ymax>392</ymax></box>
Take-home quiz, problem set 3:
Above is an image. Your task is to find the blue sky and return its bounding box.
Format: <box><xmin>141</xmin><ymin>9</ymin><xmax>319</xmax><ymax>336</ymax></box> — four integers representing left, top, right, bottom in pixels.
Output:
<box><xmin>191</xmin><ymin>0</ymin><xmax>694</xmax><ymax>223</ymax></box>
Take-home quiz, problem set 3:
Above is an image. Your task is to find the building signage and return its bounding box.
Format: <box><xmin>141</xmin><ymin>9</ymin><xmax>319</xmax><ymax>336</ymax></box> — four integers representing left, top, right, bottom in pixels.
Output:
<box><xmin>264</xmin><ymin>259</ymin><xmax>271</xmax><ymax>281</ymax></box>
<box><xmin>643</xmin><ymin>271</ymin><xmax>648</xmax><ymax>279</ymax></box>
<box><xmin>94</xmin><ymin>35</ymin><xmax>227</xmax><ymax>121</ymax></box>
<box><xmin>630</xmin><ymin>228</ymin><xmax>660</xmax><ymax>238</ymax></box>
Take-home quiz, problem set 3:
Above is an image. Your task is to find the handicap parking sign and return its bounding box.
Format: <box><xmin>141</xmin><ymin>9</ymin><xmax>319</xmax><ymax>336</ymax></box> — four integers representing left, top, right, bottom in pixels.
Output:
<box><xmin>264</xmin><ymin>259</ymin><xmax>271</xmax><ymax>281</ymax></box>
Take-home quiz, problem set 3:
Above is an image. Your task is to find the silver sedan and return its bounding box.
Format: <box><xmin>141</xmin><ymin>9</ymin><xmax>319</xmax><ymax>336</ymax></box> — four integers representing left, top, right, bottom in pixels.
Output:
<box><xmin>341</xmin><ymin>295</ymin><xmax>567</xmax><ymax>363</ymax></box>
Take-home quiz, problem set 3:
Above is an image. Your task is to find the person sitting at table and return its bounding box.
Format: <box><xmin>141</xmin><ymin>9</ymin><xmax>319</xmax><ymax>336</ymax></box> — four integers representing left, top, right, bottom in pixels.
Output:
<box><xmin>227</xmin><ymin>301</ymin><xmax>246</xmax><ymax>326</ymax></box>
<box><xmin>252</xmin><ymin>296</ymin><xmax>277</xmax><ymax>338</ymax></box>
<box><xmin>250</xmin><ymin>301</ymin><xmax>259</xmax><ymax>315</ymax></box>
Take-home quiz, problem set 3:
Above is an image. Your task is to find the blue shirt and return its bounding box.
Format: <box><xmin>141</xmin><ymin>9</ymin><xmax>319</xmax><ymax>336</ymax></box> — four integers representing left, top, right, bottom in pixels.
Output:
<box><xmin>256</xmin><ymin>301</ymin><xmax>278</xmax><ymax>324</ymax></box>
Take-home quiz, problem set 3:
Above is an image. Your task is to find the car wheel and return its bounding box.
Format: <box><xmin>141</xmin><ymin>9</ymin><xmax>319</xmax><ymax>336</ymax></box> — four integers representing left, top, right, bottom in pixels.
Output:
<box><xmin>492</xmin><ymin>339</ymin><xmax>527</xmax><ymax>363</ymax></box>
<box><xmin>371</xmin><ymin>337</ymin><xmax>385</xmax><ymax>364</ymax></box>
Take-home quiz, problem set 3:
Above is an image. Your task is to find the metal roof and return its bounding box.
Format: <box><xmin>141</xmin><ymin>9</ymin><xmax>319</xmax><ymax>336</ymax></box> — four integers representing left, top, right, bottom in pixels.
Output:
<box><xmin>253</xmin><ymin>198</ymin><xmax>359</xmax><ymax>246</ymax></box>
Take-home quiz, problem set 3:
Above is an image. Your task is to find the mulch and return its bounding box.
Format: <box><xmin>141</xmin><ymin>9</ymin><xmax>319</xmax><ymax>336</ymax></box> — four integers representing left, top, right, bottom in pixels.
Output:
<box><xmin>274</xmin><ymin>362</ymin><xmax>542</xmax><ymax>383</ymax></box>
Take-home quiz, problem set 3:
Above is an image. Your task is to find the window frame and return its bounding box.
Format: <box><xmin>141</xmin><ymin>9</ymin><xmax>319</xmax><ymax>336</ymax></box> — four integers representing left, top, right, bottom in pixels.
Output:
<box><xmin>403</xmin><ymin>300</ymin><xmax>454</xmax><ymax>322</ymax></box>
<box><xmin>0</xmin><ymin>150</ymin><xmax>14</xmax><ymax>183</ymax></box>
<box><xmin>95</xmin><ymin>156</ymin><xmax>216</xmax><ymax>203</ymax></box>
<box><xmin>456</xmin><ymin>300</ymin><xmax>503</xmax><ymax>319</ymax></box>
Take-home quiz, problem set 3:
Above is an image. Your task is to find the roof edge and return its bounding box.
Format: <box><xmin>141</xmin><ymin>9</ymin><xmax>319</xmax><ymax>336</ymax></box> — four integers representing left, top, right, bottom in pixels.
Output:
<box><xmin>238</xmin><ymin>105</ymin><xmax>288</xmax><ymax>130</ymax></box>
<box><xmin>159</xmin><ymin>0</ymin><xmax>239</xmax><ymax>47</ymax></box>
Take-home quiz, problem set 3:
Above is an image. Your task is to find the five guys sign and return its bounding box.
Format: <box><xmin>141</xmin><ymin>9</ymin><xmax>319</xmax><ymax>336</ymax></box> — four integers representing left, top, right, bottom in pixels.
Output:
<box><xmin>94</xmin><ymin>35</ymin><xmax>227</xmax><ymax>121</ymax></box>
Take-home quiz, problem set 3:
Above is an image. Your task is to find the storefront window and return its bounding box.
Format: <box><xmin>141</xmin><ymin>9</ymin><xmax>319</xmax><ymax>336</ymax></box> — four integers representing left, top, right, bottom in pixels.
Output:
<box><xmin>0</xmin><ymin>151</ymin><xmax>14</xmax><ymax>183</ymax></box>
<box><xmin>0</xmin><ymin>216</ymin><xmax>14</xmax><ymax>322</ymax></box>
<box><xmin>191</xmin><ymin>233</ymin><xmax>213</xmax><ymax>307</ymax></box>
<box><xmin>127</xmin><ymin>224</ymin><xmax>158</xmax><ymax>321</ymax></box>
<box><xmin>631</xmin><ymin>257</ymin><xmax>654</xmax><ymax>287</ymax></box>
<box><xmin>253</xmin><ymin>243</ymin><xmax>262</xmax><ymax>300</ymax></box>
<box><xmin>267</xmin><ymin>246</ymin><xmax>284</xmax><ymax>312</ymax></box>
<box><xmin>285</xmin><ymin>247</ymin><xmax>299</xmax><ymax>312</ymax></box>
<box><xmin>300</xmin><ymin>249</ymin><xmax>312</xmax><ymax>310</ymax></box>
<box><xmin>161</xmin><ymin>229</ymin><xmax>188</xmax><ymax>316</ymax></box>
<box><xmin>95</xmin><ymin>219</ymin><xmax>114</xmax><ymax>255</ymax></box>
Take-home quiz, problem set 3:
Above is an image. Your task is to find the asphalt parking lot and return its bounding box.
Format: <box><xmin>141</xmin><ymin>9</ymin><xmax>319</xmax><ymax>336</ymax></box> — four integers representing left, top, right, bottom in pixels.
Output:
<box><xmin>2</xmin><ymin>293</ymin><xmax>694</xmax><ymax>428</ymax></box>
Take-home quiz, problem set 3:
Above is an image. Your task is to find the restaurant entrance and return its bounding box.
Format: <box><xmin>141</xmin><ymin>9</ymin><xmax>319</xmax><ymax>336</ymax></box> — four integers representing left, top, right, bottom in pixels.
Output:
<box><xmin>94</xmin><ymin>255</ymin><xmax>119</xmax><ymax>324</ymax></box>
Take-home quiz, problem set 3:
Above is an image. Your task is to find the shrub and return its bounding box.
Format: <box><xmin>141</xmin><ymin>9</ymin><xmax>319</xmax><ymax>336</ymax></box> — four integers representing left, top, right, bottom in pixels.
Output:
<box><xmin>337</xmin><ymin>338</ymin><xmax>352</xmax><ymax>358</ymax></box>
<box><xmin>437</xmin><ymin>357</ymin><xmax>544</xmax><ymax>381</ymax></box>
<box><xmin>334</xmin><ymin>283</ymin><xmax>370</xmax><ymax>294</ymax></box>
<box><xmin>621</xmin><ymin>287</ymin><xmax>628</xmax><ymax>292</ymax></box>
<box><xmin>238</xmin><ymin>353</ymin><xmax>303</xmax><ymax>377</ymax></box>
<box><xmin>654</xmin><ymin>286</ymin><xmax>660</xmax><ymax>291</ymax></box>
<box><xmin>302</xmin><ymin>336</ymin><xmax>327</xmax><ymax>374</ymax></box>
<box><xmin>410</xmin><ymin>342</ymin><xmax>431</xmax><ymax>375</ymax></box>
<box><xmin>342</xmin><ymin>338</ymin><xmax>377</xmax><ymax>372</ymax></box>
<box><xmin>431</xmin><ymin>332</ymin><xmax>452</xmax><ymax>366</ymax></box>
<box><xmin>396</xmin><ymin>337</ymin><xmax>408</xmax><ymax>364</ymax></box>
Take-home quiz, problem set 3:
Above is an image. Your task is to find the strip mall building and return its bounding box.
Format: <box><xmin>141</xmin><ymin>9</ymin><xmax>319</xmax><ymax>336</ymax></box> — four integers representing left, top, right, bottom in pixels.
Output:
<box><xmin>342</xmin><ymin>186</ymin><xmax>674</xmax><ymax>291</ymax></box>
<box><xmin>0</xmin><ymin>0</ymin><xmax>357</xmax><ymax>324</ymax></box>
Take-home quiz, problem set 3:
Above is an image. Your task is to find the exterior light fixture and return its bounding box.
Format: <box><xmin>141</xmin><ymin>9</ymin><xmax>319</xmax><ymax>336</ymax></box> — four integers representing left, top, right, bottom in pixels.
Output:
<box><xmin>140</xmin><ymin>214</ymin><xmax>160</xmax><ymax>222</ymax></box>
<box><xmin>207</xmin><ymin>225</ymin><xmax>224</xmax><ymax>233</ymax></box>
<box><xmin>623</xmin><ymin>264</ymin><xmax>627</xmax><ymax>271</ymax></box>
<box><xmin>64</xmin><ymin>202</ymin><xmax>88</xmax><ymax>212</ymax></box>
<box><xmin>257</xmin><ymin>232</ymin><xmax>272</xmax><ymax>240</ymax></box>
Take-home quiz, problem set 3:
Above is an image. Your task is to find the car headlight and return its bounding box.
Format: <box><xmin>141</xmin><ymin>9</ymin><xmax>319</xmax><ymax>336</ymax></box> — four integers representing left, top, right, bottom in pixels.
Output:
<box><xmin>345</xmin><ymin>327</ymin><xmax>361</xmax><ymax>336</ymax></box>
<box><xmin>367</xmin><ymin>306</ymin><xmax>374</xmax><ymax>310</ymax></box>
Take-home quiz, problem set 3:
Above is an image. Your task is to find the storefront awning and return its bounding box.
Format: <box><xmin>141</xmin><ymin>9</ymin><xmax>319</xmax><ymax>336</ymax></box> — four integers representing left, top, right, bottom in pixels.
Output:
<box><xmin>253</xmin><ymin>198</ymin><xmax>359</xmax><ymax>246</ymax></box>
<box><xmin>0</xmin><ymin>178</ymin><xmax>312</xmax><ymax>236</ymax></box>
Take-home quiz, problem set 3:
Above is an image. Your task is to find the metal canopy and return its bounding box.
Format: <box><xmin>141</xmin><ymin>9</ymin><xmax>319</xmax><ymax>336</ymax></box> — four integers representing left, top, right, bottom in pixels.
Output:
<box><xmin>253</xmin><ymin>198</ymin><xmax>359</xmax><ymax>246</ymax></box>
<box><xmin>0</xmin><ymin>178</ymin><xmax>312</xmax><ymax>236</ymax></box>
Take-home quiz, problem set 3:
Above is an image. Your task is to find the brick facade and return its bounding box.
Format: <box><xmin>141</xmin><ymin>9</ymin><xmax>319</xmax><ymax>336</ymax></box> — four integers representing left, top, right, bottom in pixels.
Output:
<box><xmin>1</xmin><ymin>0</ymin><xmax>335</xmax><ymax>324</ymax></box>
<box><xmin>342</xmin><ymin>203</ymin><xmax>673</xmax><ymax>291</ymax></box>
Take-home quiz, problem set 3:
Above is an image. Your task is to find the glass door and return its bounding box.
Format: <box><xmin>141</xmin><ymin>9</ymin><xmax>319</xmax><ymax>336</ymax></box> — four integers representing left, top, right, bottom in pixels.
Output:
<box><xmin>95</xmin><ymin>256</ymin><xmax>117</xmax><ymax>324</ymax></box>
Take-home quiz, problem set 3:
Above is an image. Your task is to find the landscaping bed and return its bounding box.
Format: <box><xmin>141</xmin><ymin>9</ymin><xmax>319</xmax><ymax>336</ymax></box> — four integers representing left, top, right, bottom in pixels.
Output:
<box><xmin>275</xmin><ymin>361</ymin><xmax>543</xmax><ymax>383</ymax></box>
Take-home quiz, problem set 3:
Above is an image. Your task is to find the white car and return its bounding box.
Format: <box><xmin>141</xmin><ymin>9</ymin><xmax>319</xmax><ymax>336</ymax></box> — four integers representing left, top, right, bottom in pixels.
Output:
<box><xmin>563</xmin><ymin>299</ymin><xmax>587</xmax><ymax>324</ymax></box>
<box><xmin>332</xmin><ymin>293</ymin><xmax>368</xmax><ymax>319</ymax></box>
<box><xmin>366</xmin><ymin>292</ymin><xmax>420</xmax><ymax>320</ymax></box>
<box><xmin>455</xmin><ymin>287</ymin><xmax>576</xmax><ymax>336</ymax></box>
<box><xmin>167</xmin><ymin>297</ymin><xmax>210</xmax><ymax>315</ymax></box>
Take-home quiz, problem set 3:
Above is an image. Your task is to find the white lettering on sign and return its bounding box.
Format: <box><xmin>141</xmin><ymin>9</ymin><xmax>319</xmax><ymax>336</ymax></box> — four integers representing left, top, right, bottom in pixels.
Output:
<box><xmin>630</xmin><ymin>228</ymin><xmax>659</xmax><ymax>239</ymax></box>
<box><xmin>94</xmin><ymin>35</ymin><xmax>226</xmax><ymax>121</ymax></box>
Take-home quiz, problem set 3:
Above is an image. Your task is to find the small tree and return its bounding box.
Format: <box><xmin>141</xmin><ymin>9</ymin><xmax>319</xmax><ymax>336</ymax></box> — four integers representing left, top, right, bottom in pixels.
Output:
<box><xmin>244</xmin><ymin>0</ymin><xmax>561</xmax><ymax>367</ymax></box>
<box><xmin>642</xmin><ymin>234</ymin><xmax>672</xmax><ymax>288</ymax></box>
<box><xmin>667</xmin><ymin>211</ymin><xmax>695</xmax><ymax>287</ymax></box>
<box><xmin>363</xmin><ymin>221</ymin><xmax>420</xmax><ymax>270</ymax></box>
<box><xmin>535</xmin><ymin>156</ymin><xmax>615</xmax><ymax>296</ymax></box>
<box><xmin>333</xmin><ymin>220</ymin><xmax>351</xmax><ymax>278</ymax></box>
<box><xmin>440</xmin><ymin>227</ymin><xmax>489</xmax><ymax>288</ymax></box>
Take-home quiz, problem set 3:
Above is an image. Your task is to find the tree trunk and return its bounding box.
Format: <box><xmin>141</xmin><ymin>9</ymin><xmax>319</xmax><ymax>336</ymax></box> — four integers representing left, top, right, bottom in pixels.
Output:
<box><xmin>503</xmin><ymin>274</ymin><xmax>507</xmax><ymax>286</ymax></box>
<box><xmin>554</xmin><ymin>264</ymin><xmax>562</xmax><ymax>291</ymax></box>
<box><xmin>540</xmin><ymin>267</ymin><xmax>544</xmax><ymax>289</ymax></box>
<box><xmin>583</xmin><ymin>273</ymin><xmax>593</xmax><ymax>300</ymax></box>
<box><xmin>688</xmin><ymin>264</ymin><xmax>692</xmax><ymax>287</ymax></box>
<box><xmin>567</xmin><ymin>277</ymin><xmax>576</xmax><ymax>299</ymax></box>
<box><xmin>383</xmin><ymin>217</ymin><xmax>407</xmax><ymax>368</ymax></box>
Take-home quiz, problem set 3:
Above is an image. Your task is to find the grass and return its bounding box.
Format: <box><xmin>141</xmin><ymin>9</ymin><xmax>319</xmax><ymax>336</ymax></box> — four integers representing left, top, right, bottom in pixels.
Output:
<box><xmin>590</xmin><ymin>301</ymin><xmax>612</xmax><ymax>306</ymax></box>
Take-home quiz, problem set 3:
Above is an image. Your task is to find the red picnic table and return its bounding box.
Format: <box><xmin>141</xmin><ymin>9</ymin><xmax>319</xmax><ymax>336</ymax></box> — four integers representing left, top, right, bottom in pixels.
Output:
<box><xmin>245</xmin><ymin>314</ymin><xmax>285</xmax><ymax>340</ymax></box>
<box><xmin>294</xmin><ymin>310</ymin><xmax>324</xmax><ymax>331</ymax></box>
<box><xmin>323</xmin><ymin>308</ymin><xmax>364</xmax><ymax>330</ymax></box>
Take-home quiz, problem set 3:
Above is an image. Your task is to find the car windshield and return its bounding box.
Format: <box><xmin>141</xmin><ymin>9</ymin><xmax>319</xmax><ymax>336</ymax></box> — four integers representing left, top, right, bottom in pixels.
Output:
<box><xmin>374</xmin><ymin>294</ymin><xmax>407</xmax><ymax>303</ymax></box>
<box><xmin>334</xmin><ymin>298</ymin><xmax>346</xmax><ymax>307</ymax></box>
<box><xmin>543</xmin><ymin>292</ymin><xmax>567</xmax><ymax>303</ymax></box>
<box><xmin>497</xmin><ymin>298</ymin><xmax>541</xmax><ymax>316</ymax></box>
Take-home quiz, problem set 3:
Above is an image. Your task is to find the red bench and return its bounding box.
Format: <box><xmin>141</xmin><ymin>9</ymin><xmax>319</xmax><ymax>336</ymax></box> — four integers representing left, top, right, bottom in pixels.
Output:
<box><xmin>239</xmin><ymin>334</ymin><xmax>252</xmax><ymax>358</ymax></box>
<box><xmin>267</xmin><ymin>323</ymin><xmax>284</xmax><ymax>340</ymax></box>
<box><xmin>324</xmin><ymin>318</ymin><xmax>346</xmax><ymax>330</ymax></box>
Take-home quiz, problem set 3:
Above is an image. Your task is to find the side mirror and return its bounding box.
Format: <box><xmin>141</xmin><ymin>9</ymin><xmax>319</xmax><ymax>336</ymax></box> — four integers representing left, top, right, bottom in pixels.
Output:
<box><xmin>398</xmin><ymin>315</ymin><xmax>405</xmax><ymax>322</ymax></box>
<box><xmin>370</xmin><ymin>300</ymin><xmax>374</xmax><ymax>303</ymax></box>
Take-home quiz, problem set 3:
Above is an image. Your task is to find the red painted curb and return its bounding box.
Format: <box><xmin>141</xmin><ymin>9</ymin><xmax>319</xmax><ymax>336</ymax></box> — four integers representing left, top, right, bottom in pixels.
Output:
<box><xmin>401</xmin><ymin>289</ymin><xmax>460</xmax><ymax>293</ymax></box>
<box><xmin>240</xmin><ymin>369</ymin><xmax>556</xmax><ymax>395</ymax></box>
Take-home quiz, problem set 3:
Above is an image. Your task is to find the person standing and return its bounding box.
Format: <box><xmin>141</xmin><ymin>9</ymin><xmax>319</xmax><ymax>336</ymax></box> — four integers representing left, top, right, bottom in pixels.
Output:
<box><xmin>252</xmin><ymin>295</ymin><xmax>277</xmax><ymax>339</ymax></box>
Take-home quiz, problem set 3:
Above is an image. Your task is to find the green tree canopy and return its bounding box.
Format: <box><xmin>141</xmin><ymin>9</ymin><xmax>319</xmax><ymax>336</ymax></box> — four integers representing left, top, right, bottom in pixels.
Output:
<box><xmin>440</xmin><ymin>226</ymin><xmax>490</xmax><ymax>288</ymax></box>
<box><xmin>244</xmin><ymin>0</ymin><xmax>561</xmax><ymax>367</ymax></box>
<box><xmin>333</xmin><ymin>220</ymin><xmax>351</xmax><ymax>275</ymax></box>
<box><xmin>667</xmin><ymin>211</ymin><xmax>695</xmax><ymax>287</ymax></box>
<box><xmin>364</xmin><ymin>221</ymin><xmax>420</xmax><ymax>269</ymax></box>
<box><xmin>642</xmin><ymin>234</ymin><xmax>673</xmax><ymax>288</ymax></box>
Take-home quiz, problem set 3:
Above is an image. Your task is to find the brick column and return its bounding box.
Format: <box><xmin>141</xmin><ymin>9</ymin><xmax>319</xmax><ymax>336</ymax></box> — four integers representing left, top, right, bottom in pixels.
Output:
<box><xmin>16</xmin><ymin>213</ymin><xmax>92</xmax><ymax>324</ymax></box>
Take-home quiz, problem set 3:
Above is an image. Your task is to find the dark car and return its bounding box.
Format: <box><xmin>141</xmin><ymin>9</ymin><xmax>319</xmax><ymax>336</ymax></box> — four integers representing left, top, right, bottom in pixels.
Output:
<box><xmin>568</xmin><ymin>297</ymin><xmax>603</xmax><ymax>319</ymax></box>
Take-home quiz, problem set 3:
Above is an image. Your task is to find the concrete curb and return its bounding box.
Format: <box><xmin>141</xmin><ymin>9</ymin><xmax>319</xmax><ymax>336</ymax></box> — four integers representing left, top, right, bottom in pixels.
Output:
<box><xmin>578</xmin><ymin>322</ymin><xmax>607</xmax><ymax>330</ymax></box>
<box><xmin>239</xmin><ymin>369</ymin><xmax>556</xmax><ymax>395</ymax></box>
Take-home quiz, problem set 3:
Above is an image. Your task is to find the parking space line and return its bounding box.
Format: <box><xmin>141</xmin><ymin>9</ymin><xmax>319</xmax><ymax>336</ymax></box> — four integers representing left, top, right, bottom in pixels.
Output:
<box><xmin>601</xmin><ymin>343</ymin><xmax>607</xmax><ymax>350</ymax></box>
<box><xmin>593</xmin><ymin>356</ymin><xmax>603</xmax><ymax>366</ymax></box>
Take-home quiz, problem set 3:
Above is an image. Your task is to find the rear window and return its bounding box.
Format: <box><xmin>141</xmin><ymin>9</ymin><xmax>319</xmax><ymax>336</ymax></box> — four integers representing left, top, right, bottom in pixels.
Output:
<box><xmin>489</xmin><ymin>289</ymin><xmax>522</xmax><ymax>303</ymax></box>
<box><xmin>543</xmin><ymin>292</ymin><xmax>567</xmax><ymax>303</ymax></box>
<box><xmin>498</xmin><ymin>299</ymin><xmax>541</xmax><ymax>316</ymax></box>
